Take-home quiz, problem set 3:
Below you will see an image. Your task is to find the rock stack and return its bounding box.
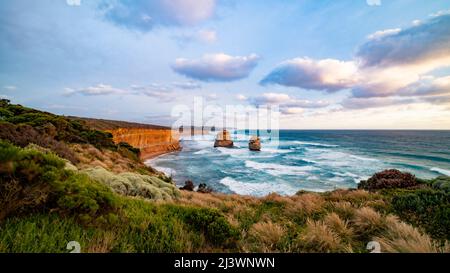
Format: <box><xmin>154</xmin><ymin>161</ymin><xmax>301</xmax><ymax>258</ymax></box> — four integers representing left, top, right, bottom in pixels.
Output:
<box><xmin>248</xmin><ymin>136</ymin><xmax>261</xmax><ymax>151</ymax></box>
<box><xmin>214</xmin><ymin>129</ymin><xmax>234</xmax><ymax>148</ymax></box>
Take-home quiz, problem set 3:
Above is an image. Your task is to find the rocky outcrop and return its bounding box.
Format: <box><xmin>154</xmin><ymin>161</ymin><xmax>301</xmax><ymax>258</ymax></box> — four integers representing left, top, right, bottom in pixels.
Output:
<box><xmin>214</xmin><ymin>130</ymin><xmax>234</xmax><ymax>148</ymax></box>
<box><xmin>108</xmin><ymin>128</ymin><xmax>181</xmax><ymax>160</ymax></box>
<box><xmin>249</xmin><ymin>136</ymin><xmax>261</xmax><ymax>151</ymax></box>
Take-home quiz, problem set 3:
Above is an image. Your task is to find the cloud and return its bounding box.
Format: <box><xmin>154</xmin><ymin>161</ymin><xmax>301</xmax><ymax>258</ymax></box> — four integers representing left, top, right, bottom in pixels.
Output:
<box><xmin>367</xmin><ymin>28</ymin><xmax>401</xmax><ymax>40</ymax></box>
<box><xmin>356</xmin><ymin>14</ymin><xmax>450</xmax><ymax>68</ymax></box>
<box><xmin>102</xmin><ymin>0</ymin><xmax>217</xmax><ymax>31</ymax></box>
<box><xmin>261</xmin><ymin>13</ymin><xmax>450</xmax><ymax>104</ymax></box>
<box><xmin>235</xmin><ymin>94</ymin><xmax>248</xmax><ymax>101</ymax></box>
<box><xmin>340</xmin><ymin>97</ymin><xmax>415</xmax><ymax>109</ymax></box>
<box><xmin>3</xmin><ymin>86</ymin><xmax>17</xmax><ymax>91</ymax></box>
<box><xmin>249</xmin><ymin>93</ymin><xmax>330</xmax><ymax>110</ymax></box>
<box><xmin>398</xmin><ymin>75</ymin><xmax>450</xmax><ymax>97</ymax></box>
<box><xmin>130</xmin><ymin>84</ymin><xmax>176</xmax><ymax>102</ymax></box>
<box><xmin>173</xmin><ymin>29</ymin><xmax>218</xmax><ymax>46</ymax></box>
<box><xmin>171</xmin><ymin>81</ymin><xmax>202</xmax><ymax>89</ymax></box>
<box><xmin>281</xmin><ymin>107</ymin><xmax>305</xmax><ymax>115</ymax></box>
<box><xmin>64</xmin><ymin>84</ymin><xmax>128</xmax><ymax>96</ymax></box>
<box><xmin>172</xmin><ymin>53</ymin><xmax>260</xmax><ymax>82</ymax></box>
<box><xmin>260</xmin><ymin>58</ymin><xmax>358</xmax><ymax>92</ymax></box>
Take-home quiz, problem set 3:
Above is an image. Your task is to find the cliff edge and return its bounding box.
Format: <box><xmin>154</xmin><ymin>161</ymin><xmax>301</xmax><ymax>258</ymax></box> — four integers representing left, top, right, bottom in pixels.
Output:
<box><xmin>73</xmin><ymin>117</ymin><xmax>182</xmax><ymax>159</ymax></box>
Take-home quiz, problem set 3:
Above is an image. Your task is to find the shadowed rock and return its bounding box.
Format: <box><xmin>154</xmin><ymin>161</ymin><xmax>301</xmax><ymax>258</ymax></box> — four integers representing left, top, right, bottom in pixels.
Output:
<box><xmin>214</xmin><ymin>129</ymin><xmax>234</xmax><ymax>148</ymax></box>
<box><xmin>249</xmin><ymin>136</ymin><xmax>261</xmax><ymax>151</ymax></box>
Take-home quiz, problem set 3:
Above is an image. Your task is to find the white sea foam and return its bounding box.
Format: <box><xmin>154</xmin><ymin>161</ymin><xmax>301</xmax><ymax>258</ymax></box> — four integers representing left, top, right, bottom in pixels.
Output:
<box><xmin>245</xmin><ymin>160</ymin><xmax>317</xmax><ymax>176</ymax></box>
<box><xmin>219</xmin><ymin>177</ymin><xmax>298</xmax><ymax>196</ymax></box>
<box><xmin>294</xmin><ymin>141</ymin><xmax>339</xmax><ymax>148</ymax></box>
<box><xmin>431</xmin><ymin>167</ymin><xmax>450</xmax><ymax>176</ymax></box>
<box><xmin>193</xmin><ymin>149</ymin><xmax>211</xmax><ymax>155</ymax></box>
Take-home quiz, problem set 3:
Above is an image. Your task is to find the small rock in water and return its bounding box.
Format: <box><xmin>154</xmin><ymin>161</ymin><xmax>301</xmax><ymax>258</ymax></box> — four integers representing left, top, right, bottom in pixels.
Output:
<box><xmin>249</xmin><ymin>136</ymin><xmax>261</xmax><ymax>151</ymax></box>
<box><xmin>214</xmin><ymin>129</ymin><xmax>234</xmax><ymax>148</ymax></box>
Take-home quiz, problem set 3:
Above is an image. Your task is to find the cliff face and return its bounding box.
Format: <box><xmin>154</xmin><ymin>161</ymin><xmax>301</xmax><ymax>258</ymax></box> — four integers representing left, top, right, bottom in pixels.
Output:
<box><xmin>108</xmin><ymin>128</ymin><xmax>181</xmax><ymax>159</ymax></box>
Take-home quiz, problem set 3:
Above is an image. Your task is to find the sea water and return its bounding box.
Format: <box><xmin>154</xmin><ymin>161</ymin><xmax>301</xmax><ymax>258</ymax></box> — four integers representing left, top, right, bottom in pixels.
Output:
<box><xmin>146</xmin><ymin>130</ymin><xmax>450</xmax><ymax>196</ymax></box>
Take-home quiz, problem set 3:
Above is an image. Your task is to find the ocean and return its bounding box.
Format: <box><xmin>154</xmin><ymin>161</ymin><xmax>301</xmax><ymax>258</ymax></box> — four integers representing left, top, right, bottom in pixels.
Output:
<box><xmin>146</xmin><ymin>130</ymin><xmax>450</xmax><ymax>196</ymax></box>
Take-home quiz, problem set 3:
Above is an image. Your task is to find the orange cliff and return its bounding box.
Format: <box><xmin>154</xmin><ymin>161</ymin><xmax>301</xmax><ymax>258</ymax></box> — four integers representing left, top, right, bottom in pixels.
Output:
<box><xmin>108</xmin><ymin>128</ymin><xmax>181</xmax><ymax>160</ymax></box>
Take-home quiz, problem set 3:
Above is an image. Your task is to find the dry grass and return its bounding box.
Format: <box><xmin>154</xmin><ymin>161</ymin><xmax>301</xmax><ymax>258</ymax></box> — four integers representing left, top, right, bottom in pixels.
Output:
<box><xmin>323</xmin><ymin>213</ymin><xmax>353</xmax><ymax>242</ymax></box>
<box><xmin>248</xmin><ymin>221</ymin><xmax>286</xmax><ymax>252</ymax></box>
<box><xmin>86</xmin><ymin>231</ymin><xmax>116</xmax><ymax>253</ymax></box>
<box><xmin>352</xmin><ymin>207</ymin><xmax>386</xmax><ymax>236</ymax></box>
<box><xmin>330</xmin><ymin>201</ymin><xmax>355</xmax><ymax>220</ymax></box>
<box><xmin>284</xmin><ymin>193</ymin><xmax>325</xmax><ymax>217</ymax></box>
<box><xmin>295</xmin><ymin>219</ymin><xmax>351</xmax><ymax>253</ymax></box>
<box><xmin>375</xmin><ymin>215</ymin><xmax>446</xmax><ymax>253</ymax></box>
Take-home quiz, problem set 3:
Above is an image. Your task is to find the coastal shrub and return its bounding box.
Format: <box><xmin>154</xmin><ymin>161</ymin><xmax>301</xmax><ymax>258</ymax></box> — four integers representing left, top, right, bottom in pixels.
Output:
<box><xmin>426</xmin><ymin>176</ymin><xmax>450</xmax><ymax>193</ymax></box>
<box><xmin>0</xmin><ymin>122</ymin><xmax>78</xmax><ymax>163</ymax></box>
<box><xmin>358</xmin><ymin>169</ymin><xmax>418</xmax><ymax>191</ymax></box>
<box><xmin>167</xmin><ymin>206</ymin><xmax>240</xmax><ymax>247</ymax></box>
<box><xmin>391</xmin><ymin>189</ymin><xmax>450</xmax><ymax>240</ymax></box>
<box><xmin>82</xmin><ymin>167</ymin><xmax>179</xmax><ymax>200</ymax></box>
<box><xmin>0</xmin><ymin>141</ymin><xmax>66</xmax><ymax>220</ymax></box>
<box><xmin>0</xmin><ymin>141</ymin><xmax>120</xmax><ymax>225</ymax></box>
<box><xmin>0</xmin><ymin>100</ymin><xmax>123</xmax><ymax>151</ymax></box>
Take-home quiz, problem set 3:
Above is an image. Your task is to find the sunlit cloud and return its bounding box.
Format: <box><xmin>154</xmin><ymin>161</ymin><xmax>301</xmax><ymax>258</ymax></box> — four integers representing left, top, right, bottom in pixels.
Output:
<box><xmin>261</xmin><ymin>13</ymin><xmax>450</xmax><ymax>107</ymax></box>
<box><xmin>261</xmin><ymin>58</ymin><xmax>358</xmax><ymax>92</ymax></box>
<box><xmin>64</xmin><ymin>84</ymin><xmax>128</xmax><ymax>96</ymax></box>
<box><xmin>172</xmin><ymin>53</ymin><xmax>260</xmax><ymax>82</ymax></box>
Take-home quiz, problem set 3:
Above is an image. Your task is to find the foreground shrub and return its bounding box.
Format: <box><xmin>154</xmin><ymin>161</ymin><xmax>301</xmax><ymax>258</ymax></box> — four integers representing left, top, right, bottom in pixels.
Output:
<box><xmin>391</xmin><ymin>189</ymin><xmax>450</xmax><ymax>240</ymax></box>
<box><xmin>359</xmin><ymin>169</ymin><xmax>418</xmax><ymax>191</ymax></box>
<box><xmin>167</xmin><ymin>206</ymin><xmax>240</xmax><ymax>247</ymax></box>
<box><xmin>0</xmin><ymin>141</ymin><xmax>119</xmax><ymax>224</ymax></box>
<box><xmin>426</xmin><ymin>176</ymin><xmax>450</xmax><ymax>193</ymax></box>
<box><xmin>82</xmin><ymin>167</ymin><xmax>179</xmax><ymax>200</ymax></box>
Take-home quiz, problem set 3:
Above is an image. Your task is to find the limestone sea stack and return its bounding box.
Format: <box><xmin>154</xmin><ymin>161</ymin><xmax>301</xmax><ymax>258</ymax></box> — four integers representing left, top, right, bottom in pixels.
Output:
<box><xmin>214</xmin><ymin>129</ymin><xmax>234</xmax><ymax>148</ymax></box>
<box><xmin>249</xmin><ymin>136</ymin><xmax>261</xmax><ymax>151</ymax></box>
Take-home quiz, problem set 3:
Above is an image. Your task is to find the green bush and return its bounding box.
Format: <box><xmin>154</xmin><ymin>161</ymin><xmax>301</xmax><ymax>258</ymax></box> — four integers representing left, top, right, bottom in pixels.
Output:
<box><xmin>0</xmin><ymin>141</ymin><xmax>120</xmax><ymax>225</ymax></box>
<box><xmin>167</xmin><ymin>205</ymin><xmax>240</xmax><ymax>247</ymax></box>
<box><xmin>391</xmin><ymin>189</ymin><xmax>450</xmax><ymax>241</ymax></box>
<box><xmin>426</xmin><ymin>176</ymin><xmax>450</xmax><ymax>193</ymax></box>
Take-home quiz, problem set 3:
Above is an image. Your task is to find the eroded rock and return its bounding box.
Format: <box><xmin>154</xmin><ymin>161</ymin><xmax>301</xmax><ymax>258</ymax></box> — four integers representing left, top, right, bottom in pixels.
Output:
<box><xmin>249</xmin><ymin>136</ymin><xmax>261</xmax><ymax>151</ymax></box>
<box><xmin>214</xmin><ymin>129</ymin><xmax>234</xmax><ymax>148</ymax></box>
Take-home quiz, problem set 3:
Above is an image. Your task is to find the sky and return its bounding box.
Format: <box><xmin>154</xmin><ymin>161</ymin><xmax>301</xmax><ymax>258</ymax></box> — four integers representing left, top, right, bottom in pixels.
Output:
<box><xmin>1</xmin><ymin>0</ymin><xmax>450</xmax><ymax>129</ymax></box>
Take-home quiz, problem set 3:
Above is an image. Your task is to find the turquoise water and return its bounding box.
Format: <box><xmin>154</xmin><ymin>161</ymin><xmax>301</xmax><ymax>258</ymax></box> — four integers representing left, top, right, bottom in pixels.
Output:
<box><xmin>147</xmin><ymin>130</ymin><xmax>450</xmax><ymax>196</ymax></box>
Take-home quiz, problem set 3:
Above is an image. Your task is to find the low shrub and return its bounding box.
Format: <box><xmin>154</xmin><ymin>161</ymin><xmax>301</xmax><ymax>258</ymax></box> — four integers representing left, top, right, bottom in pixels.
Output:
<box><xmin>358</xmin><ymin>169</ymin><xmax>418</xmax><ymax>191</ymax></box>
<box><xmin>0</xmin><ymin>141</ymin><xmax>120</xmax><ymax>225</ymax></box>
<box><xmin>391</xmin><ymin>189</ymin><xmax>450</xmax><ymax>240</ymax></box>
<box><xmin>82</xmin><ymin>167</ymin><xmax>179</xmax><ymax>200</ymax></box>
<box><xmin>167</xmin><ymin>205</ymin><xmax>240</xmax><ymax>247</ymax></box>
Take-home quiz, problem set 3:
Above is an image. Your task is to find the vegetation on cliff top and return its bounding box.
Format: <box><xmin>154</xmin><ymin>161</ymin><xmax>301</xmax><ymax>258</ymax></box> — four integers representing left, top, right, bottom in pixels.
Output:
<box><xmin>0</xmin><ymin>99</ymin><xmax>164</xmax><ymax>177</ymax></box>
